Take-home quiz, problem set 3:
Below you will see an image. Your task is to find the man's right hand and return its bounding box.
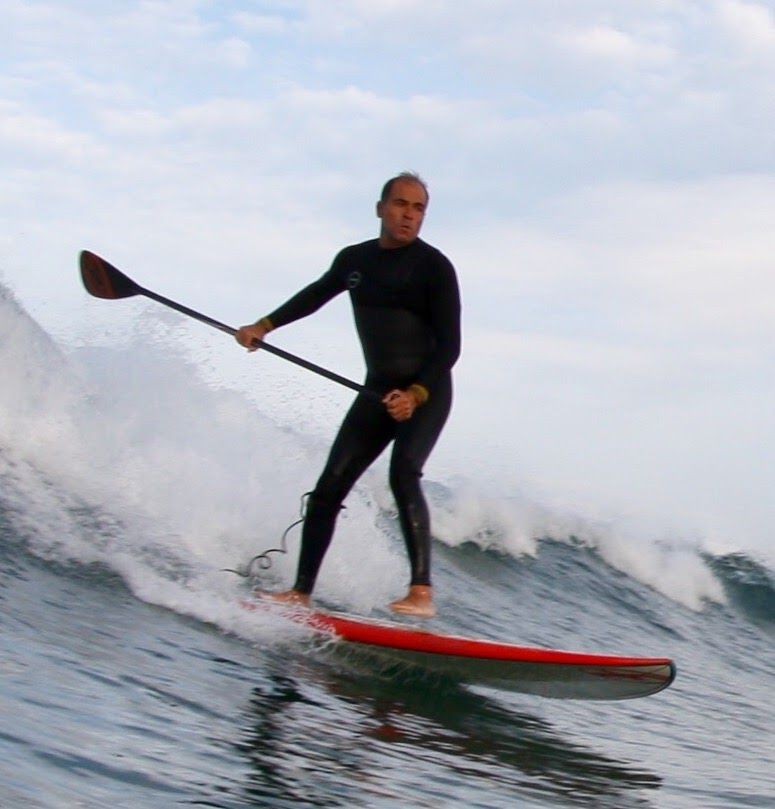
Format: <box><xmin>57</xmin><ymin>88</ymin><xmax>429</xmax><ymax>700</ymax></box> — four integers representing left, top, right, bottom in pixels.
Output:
<box><xmin>235</xmin><ymin>321</ymin><xmax>270</xmax><ymax>351</ymax></box>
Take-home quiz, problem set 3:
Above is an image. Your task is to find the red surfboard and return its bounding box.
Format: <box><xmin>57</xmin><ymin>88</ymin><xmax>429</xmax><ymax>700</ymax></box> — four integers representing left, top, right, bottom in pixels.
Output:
<box><xmin>243</xmin><ymin>600</ymin><xmax>676</xmax><ymax>700</ymax></box>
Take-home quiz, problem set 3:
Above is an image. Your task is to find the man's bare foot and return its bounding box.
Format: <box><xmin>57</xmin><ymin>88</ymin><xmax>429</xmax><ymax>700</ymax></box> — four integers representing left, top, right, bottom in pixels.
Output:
<box><xmin>389</xmin><ymin>585</ymin><xmax>436</xmax><ymax>619</ymax></box>
<box><xmin>257</xmin><ymin>589</ymin><xmax>311</xmax><ymax>609</ymax></box>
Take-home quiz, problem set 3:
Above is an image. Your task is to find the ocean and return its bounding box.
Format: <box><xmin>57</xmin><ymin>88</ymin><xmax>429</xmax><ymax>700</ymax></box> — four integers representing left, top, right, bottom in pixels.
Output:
<box><xmin>1</xmin><ymin>282</ymin><xmax>773</xmax><ymax>808</ymax></box>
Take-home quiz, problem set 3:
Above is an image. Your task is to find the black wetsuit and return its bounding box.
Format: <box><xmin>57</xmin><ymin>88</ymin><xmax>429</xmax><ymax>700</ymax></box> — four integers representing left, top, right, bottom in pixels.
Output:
<box><xmin>265</xmin><ymin>238</ymin><xmax>461</xmax><ymax>594</ymax></box>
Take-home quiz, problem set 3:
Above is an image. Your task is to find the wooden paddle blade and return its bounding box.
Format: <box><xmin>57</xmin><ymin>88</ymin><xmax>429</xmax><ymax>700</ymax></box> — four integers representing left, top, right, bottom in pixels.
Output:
<box><xmin>80</xmin><ymin>250</ymin><xmax>142</xmax><ymax>299</ymax></box>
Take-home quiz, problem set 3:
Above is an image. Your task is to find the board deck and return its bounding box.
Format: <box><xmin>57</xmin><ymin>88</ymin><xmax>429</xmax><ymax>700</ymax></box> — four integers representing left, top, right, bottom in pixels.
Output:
<box><xmin>243</xmin><ymin>599</ymin><xmax>676</xmax><ymax>700</ymax></box>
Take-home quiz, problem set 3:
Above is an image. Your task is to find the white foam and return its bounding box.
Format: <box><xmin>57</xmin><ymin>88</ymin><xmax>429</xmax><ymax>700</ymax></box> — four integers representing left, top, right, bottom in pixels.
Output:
<box><xmin>0</xmin><ymin>284</ymin><xmax>755</xmax><ymax>618</ymax></box>
<box><xmin>0</xmin><ymin>286</ymin><xmax>408</xmax><ymax>624</ymax></box>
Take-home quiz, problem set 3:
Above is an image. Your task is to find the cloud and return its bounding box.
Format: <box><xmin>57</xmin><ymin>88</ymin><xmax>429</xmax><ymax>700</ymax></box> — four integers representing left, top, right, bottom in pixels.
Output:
<box><xmin>558</xmin><ymin>24</ymin><xmax>675</xmax><ymax>67</ymax></box>
<box><xmin>458</xmin><ymin>173</ymin><xmax>775</xmax><ymax>347</ymax></box>
<box><xmin>230</xmin><ymin>11</ymin><xmax>291</xmax><ymax>36</ymax></box>
<box><xmin>0</xmin><ymin>99</ymin><xmax>99</xmax><ymax>163</ymax></box>
<box><xmin>716</xmin><ymin>0</ymin><xmax>775</xmax><ymax>52</ymax></box>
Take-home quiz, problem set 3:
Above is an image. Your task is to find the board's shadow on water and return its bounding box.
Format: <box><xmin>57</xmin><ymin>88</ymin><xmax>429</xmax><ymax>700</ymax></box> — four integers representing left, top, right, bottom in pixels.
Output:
<box><xmin>234</xmin><ymin>647</ymin><xmax>662</xmax><ymax>808</ymax></box>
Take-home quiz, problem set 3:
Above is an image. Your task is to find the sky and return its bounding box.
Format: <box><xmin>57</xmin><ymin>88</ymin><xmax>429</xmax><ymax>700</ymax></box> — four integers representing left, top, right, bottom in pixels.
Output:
<box><xmin>1</xmin><ymin>0</ymin><xmax>774</xmax><ymax>558</ymax></box>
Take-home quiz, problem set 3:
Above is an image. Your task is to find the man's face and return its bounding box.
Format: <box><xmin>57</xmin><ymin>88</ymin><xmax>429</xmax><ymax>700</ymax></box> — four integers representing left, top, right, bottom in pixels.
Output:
<box><xmin>377</xmin><ymin>179</ymin><xmax>428</xmax><ymax>248</ymax></box>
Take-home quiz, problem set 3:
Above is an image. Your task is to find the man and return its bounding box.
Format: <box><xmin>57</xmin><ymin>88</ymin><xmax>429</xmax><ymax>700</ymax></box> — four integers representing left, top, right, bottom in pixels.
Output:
<box><xmin>236</xmin><ymin>172</ymin><xmax>461</xmax><ymax>618</ymax></box>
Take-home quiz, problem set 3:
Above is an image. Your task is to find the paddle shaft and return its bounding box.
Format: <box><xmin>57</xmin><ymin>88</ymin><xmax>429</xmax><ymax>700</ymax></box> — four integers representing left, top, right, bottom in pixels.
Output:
<box><xmin>79</xmin><ymin>250</ymin><xmax>376</xmax><ymax>399</ymax></box>
<box><xmin>145</xmin><ymin>286</ymin><xmax>373</xmax><ymax>396</ymax></box>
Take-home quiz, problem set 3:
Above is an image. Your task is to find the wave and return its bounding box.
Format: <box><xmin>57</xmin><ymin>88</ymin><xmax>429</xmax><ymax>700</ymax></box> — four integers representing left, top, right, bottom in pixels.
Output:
<box><xmin>423</xmin><ymin>478</ymin><xmax>730</xmax><ymax>612</ymax></box>
<box><xmin>1</xmin><ymin>280</ymin><xmax>771</xmax><ymax>631</ymax></box>
<box><xmin>705</xmin><ymin>552</ymin><xmax>775</xmax><ymax>628</ymax></box>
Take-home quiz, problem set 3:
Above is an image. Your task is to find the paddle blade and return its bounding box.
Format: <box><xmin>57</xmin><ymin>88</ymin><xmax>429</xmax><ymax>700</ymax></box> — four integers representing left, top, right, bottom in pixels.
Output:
<box><xmin>80</xmin><ymin>250</ymin><xmax>142</xmax><ymax>300</ymax></box>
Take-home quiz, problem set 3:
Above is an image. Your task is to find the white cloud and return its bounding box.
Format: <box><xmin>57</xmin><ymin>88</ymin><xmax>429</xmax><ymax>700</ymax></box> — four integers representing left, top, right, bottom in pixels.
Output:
<box><xmin>213</xmin><ymin>36</ymin><xmax>252</xmax><ymax>69</ymax></box>
<box><xmin>558</xmin><ymin>24</ymin><xmax>675</xmax><ymax>67</ymax></box>
<box><xmin>230</xmin><ymin>11</ymin><xmax>291</xmax><ymax>36</ymax></box>
<box><xmin>716</xmin><ymin>0</ymin><xmax>775</xmax><ymax>52</ymax></box>
<box><xmin>96</xmin><ymin>107</ymin><xmax>174</xmax><ymax>138</ymax></box>
<box><xmin>0</xmin><ymin>100</ymin><xmax>98</xmax><ymax>162</ymax></box>
<box><xmin>458</xmin><ymin>173</ymin><xmax>775</xmax><ymax>350</ymax></box>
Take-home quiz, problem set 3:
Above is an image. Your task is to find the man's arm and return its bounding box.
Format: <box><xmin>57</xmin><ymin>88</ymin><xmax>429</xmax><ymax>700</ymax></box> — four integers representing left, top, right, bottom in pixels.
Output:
<box><xmin>384</xmin><ymin>252</ymin><xmax>461</xmax><ymax>422</ymax></box>
<box><xmin>235</xmin><ymin>251</ymin><xmax>348</xmax><ymax>350</ymax></box>
<box><xmin>413</xmin><ymin>253</ymin><xmax>462</xmax><ymax>394</ymax></box>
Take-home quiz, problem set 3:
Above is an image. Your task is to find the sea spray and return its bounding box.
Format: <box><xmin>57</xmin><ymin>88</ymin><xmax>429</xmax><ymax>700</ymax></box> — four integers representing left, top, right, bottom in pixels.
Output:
<box><xmin>0</xmin><ymin>279</ymin><xmax>767</xmax><ymax>620</ymax></box>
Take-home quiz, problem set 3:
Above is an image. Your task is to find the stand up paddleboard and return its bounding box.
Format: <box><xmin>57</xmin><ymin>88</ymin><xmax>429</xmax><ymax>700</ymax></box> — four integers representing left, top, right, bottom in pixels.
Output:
<box><xmin>243</xmin><ymin>600</ymin><xmax>676</xmax><ymax>700</ymax></box>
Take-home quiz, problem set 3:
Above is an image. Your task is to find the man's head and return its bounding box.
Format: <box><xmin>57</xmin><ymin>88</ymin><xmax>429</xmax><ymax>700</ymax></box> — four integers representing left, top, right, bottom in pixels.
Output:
<box><xmin>377</xmin><ymin>171</ymin><xmax>429</xmax><ymax>248</ymax></box>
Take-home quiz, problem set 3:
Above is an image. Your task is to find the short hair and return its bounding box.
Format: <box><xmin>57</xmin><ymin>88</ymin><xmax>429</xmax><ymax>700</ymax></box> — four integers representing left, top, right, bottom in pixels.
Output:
<box><xmin>380</xmin><ymin>171</ymin><xmax>429</xmax><ymax>203</ymax></box>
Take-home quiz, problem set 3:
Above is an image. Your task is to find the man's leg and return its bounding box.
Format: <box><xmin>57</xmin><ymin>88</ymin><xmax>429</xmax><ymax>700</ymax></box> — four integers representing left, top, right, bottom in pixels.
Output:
<box><xmin>291</xmin><ymin>394</ymin><xmax>394</xmax><ymax>596</ymax></box>
<box><xmin>388</xmin><ymin>376</ymin><xmax>452</xmax><ymax>617</ymax></box>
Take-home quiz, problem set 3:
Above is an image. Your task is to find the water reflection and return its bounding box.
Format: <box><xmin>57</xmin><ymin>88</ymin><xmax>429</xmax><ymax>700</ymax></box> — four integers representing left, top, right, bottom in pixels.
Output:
<box><xmin>235</xmin><ymin>649</ymin><xmax>662</xmax><ymax>809</ymax></box>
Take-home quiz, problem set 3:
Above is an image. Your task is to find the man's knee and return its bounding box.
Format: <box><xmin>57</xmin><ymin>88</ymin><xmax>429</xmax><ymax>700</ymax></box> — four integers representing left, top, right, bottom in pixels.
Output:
<box><xmin>311</xmin><ymin>470</ymin><xmax>351</xmax><ymax>510</ymax></box>
<box><xmin>389</xmin><ymin>454</ymin><xmax>423</xmax><ymax>498</ymax></box>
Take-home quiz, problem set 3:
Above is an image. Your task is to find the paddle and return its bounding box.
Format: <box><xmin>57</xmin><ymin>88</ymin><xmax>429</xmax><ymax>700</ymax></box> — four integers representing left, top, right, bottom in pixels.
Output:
<box><xmin>79</xmin><ymin>250</ymin><xmax>374</xmax><ymax>398</ymax></box>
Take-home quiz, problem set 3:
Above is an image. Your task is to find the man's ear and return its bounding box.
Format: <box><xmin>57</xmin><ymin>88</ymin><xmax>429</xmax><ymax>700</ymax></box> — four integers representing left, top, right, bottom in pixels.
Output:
<box><xmin>376</xmin><ymin>200</ymin><xmax>384</xmax><ymax>218</ymax></box>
